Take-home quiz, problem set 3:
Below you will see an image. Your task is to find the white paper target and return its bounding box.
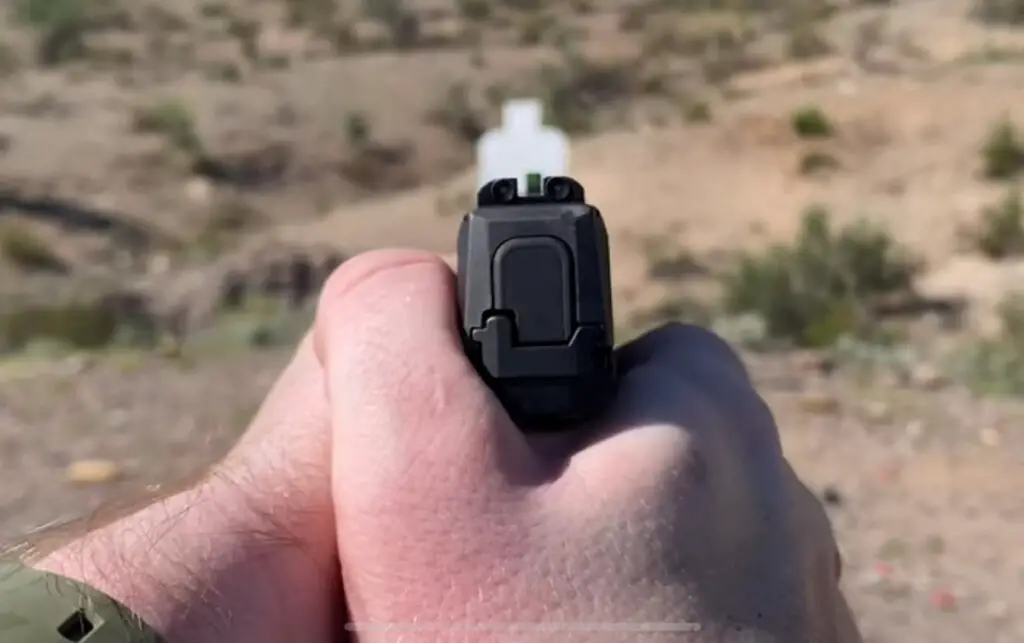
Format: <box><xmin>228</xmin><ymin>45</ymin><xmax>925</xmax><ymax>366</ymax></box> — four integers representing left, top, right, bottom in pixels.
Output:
<box><xmin>476</xmin><ymin>99</ymin><xmax>569</xmax><ymax>195</ymax></box>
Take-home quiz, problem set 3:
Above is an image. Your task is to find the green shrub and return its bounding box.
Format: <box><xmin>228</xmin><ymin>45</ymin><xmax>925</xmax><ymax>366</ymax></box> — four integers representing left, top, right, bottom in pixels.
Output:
<box><xmin>361</xmin><ymin>0</ymin><xmax>419</xmax><ymax>47</ymax></box>
<box><xmin>0</xmin><ymin>42</ymin><xmax>21</xmax><ymax>78</ymax></box>
<box><xmin>981</xmin><ymin>119</ymin><xmax>1024</xmax><ymax>179</ymax></box>
<box><xmin>799</xmin><ymin>150</ymin><xmax>839</xmax><ymax>175</ymax></box>
<box><xmin>193</xmin><ymin>194</ymin><xmax>263</xmax><ymax>257</ymax></box>
<box><xmin>199</xmin><ymin>2</ymin><xmax>229</xmax><ymax>19</ymax></box>
<box><xmin>344</xmin><ymin>111</ymin><xmax>371</xmax><ymax>147</ymax></box>
<box><xmin>647</xmin><ymin>250</ymin><xmax>704</xmax><ymax>280</ymax></box>
<box><xmin>226</xmin><ymin>16</ymin><xmax>260</xmax><ymax>61</ymax></box>
<box><xmin>131</xmin><ymin>100</ymin><xmax>204</xmax><ymax>157</ymax></box>
<box><xmin>722</xmin><ymin>205</ymin><xmax>920</xmax><ymax>347</ymax></box>
<box><xmin>0</xmin><ymin>223</ymin><xmax>65</xmax><ymax>272</ymax></box>
<box><xmin>974</xmin><ymin>189</ymin><xmax>1024</xmax><ymax>258</ymax></box>
<box><xmin>13</xmin><ymin>0</ymin><xmax>93</xmax><ymax>66</ymax></box>
<box><xmin>972</xmin><ymin>0</ymin><xmax>1024</xmax><ymax>25</ymax></box>
<box><xmin>956</xmin><ymin>293</ymin><xmax>1024</xmax><ymax>395</ymax></box>
<box><xmin>457</xmin><ymin>0</ymin><xmax>493</xmax><ymax>21</ymax></box>
<box><xmin>12</xmin><ymin>0</ymin><xmax>83</xmax><ymax>28</ymax></box>
<box><xmin>791</xmin><ymin>106</ymin><xmax>833</xmax><ymax>139</ymax></box>
<box><xmin>36</xmin><ymin>20</ymin><xmax>88</xmax><ymax>65</ymax></box>
<box><xmin>183</xmin><ymin>296</ymin><xmax>311</xmax><ymax>355</ymax></box>
<box><xmin>284</xmin><ymin>0</ymin><xmax>337</xmax><ymax>27</ymax></box>
<box><xmin>427</xmin><ymin>83</ymin><xmax>485</xmax><ymax>143</ymax></box>
<box><xmin>684</xmin><ymin>101</ymin><xmax>711</xmax><ymax>123</ymax></box>
<box><xmin>787</xmin><ymin>24</ymin><xmax>832</xmax><ymax>60</ymax></box>
<box><xmin>535</xmin><ymin>52</ymin><xmax>637</xmax><ymax>134</ymax></box>
<box><xmin>0</xmin><ymin>300</ymin><xmax>119</xmax><ymax>350</ymax></box>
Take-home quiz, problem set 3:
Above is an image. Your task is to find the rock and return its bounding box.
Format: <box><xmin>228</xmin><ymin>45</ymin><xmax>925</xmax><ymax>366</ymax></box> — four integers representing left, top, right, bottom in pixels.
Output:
<box><xmin>798</xmin><ymin>391</ymin><xmax>841</xmax><ymax>414</ymax></box>
<box><xmin>65</xmin><ymin>459</ymin><xmax>123</xmax><ymax>484</ymax></box>
<box><xmin>909</xmin><ymin>572</ymin><xmax>935</xmax><ymax>593</ymax></box>
<box><xmin>61</xmin><ymin>354</ymin><xmax>92</xmax><ymax>375</ymax></box>
<box><xmin>985</xmin><ymin>600</ymin><xmax>1009</xmax><ymax>621</ymax></box>
<box><xmin>257</xmin><ymin>25</ymin><xmax>289</xmax><ymax>57</ymax></box>
<box><xmin>979</xmin><ymin>427</ymin><xmax>1001</xmax><ymax>447</ymax></box>
<box><xmin>106</xmin><ymin>408</ymin><xmax>129</xmax><ymax>429</ymax></box>
<box><xmin>712</xmin><ymin>313</ymin><xmax>767</xmax><ymax>348</ymax></box>
<box><xmin>837</xmin><ymin>79</ymin><xmax>859</xmax><ymax>96</ymax></box>
<box><xmin>185</xmin><ymin>177</ymin><xmax>214</xmax><ymax>205</ymax></box>
<box><xmin>909</xmin><ymin>364</ymin><xmax>948</xmax><ymax>390</ymax></box>
<box><xmin>876</xmin><ymin>370</ymin><xmax>903</xmax><ymax>390</ymax></box>
<box><xmin>148</xmin><ymin>253</ymin><xmax>171</xmax><ymax>276</ymax></box>
<box><xmin>864</xmin><ymin>400</ymin><xmax>891</xmax><ymax>423</ymax></box>
<box><xmin>905</xmin><ymin>420</ymin><xmax>925</xmax><ymax>440</ymax></box>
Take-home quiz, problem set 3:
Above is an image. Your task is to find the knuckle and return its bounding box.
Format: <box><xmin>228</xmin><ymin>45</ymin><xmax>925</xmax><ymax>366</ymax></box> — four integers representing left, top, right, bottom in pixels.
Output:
<box><xmin>318</xmin><ymin>249</ymin><xmax>440</xmax><ymax>310</ymax></box>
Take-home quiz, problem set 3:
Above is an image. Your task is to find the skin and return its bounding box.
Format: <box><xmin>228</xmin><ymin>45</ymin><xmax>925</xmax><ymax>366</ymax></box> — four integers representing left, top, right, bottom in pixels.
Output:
<box><xmin>32</xmin><ymin>249</ymin><xmax>861</xmax><ymax>643</ymax></box>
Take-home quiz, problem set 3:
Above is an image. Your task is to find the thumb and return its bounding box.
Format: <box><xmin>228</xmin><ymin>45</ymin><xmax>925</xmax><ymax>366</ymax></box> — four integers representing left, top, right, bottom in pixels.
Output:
<box><xmin>313</xmin><ymin>249</ymin><xmax>535</xmax><ymax>498</ymax></box>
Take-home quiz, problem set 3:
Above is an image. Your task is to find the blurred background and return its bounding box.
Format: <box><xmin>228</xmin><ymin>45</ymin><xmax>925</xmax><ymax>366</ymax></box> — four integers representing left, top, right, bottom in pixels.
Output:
<box><xmin>0</xmin><ymin>0</ymin><xmax>1022</xmax><ymax>641</ymax></box>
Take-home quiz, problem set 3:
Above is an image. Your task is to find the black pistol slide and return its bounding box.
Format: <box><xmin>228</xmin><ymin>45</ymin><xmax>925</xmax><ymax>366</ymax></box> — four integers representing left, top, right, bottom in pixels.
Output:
<box><xmin>456</xmin><ymin>176</ymin><xmax>618</xmax><ymax>431</ymax></box>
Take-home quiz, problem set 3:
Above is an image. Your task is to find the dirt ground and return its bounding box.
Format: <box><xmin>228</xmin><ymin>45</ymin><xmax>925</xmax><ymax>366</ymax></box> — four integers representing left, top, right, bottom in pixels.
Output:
<box><xmin>1</xmin><ymin>0</ymin><xmax>1023</xmax><ymax>641</ymax></box>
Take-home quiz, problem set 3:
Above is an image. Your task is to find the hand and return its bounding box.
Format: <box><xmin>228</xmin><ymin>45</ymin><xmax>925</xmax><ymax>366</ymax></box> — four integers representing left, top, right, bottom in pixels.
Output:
<box><xmin>34</xmin><ymin>334</ymin><xmax>342</xmax><ymax>642</ymax></box>
<box><xmin>315</xmin><ymin>249</ymin><xmax>862</xmax><ymax>642</ymax></box>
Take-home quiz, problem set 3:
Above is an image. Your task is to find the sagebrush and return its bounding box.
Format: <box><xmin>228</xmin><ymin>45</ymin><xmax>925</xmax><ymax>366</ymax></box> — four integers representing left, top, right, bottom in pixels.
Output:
<box><xmin>722</xmin><ymin>206</ymin><xmax>920</xmax><ymax>347</ymax></box>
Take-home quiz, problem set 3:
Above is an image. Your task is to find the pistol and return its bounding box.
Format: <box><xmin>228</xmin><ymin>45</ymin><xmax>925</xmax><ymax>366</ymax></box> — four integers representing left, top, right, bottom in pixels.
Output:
<box><xmin>457</xmin><ymin>176</ymin><xmax>617</xmax><ymax>430</ymax></box>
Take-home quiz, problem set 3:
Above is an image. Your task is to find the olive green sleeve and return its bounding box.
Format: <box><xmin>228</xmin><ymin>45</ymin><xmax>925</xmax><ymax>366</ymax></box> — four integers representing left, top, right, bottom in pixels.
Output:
<box><xmin>0</xmin><ymin>563</ymin><xmax>167</xmax><ymax>643</ymax></box>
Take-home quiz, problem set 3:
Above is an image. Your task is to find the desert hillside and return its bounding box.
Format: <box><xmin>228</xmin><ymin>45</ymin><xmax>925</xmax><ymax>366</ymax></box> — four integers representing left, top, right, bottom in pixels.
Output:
<box><xmin>1</xmin><ymin>1</ymin><xmax>1023</xmax><ymax>642</ymax></box>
